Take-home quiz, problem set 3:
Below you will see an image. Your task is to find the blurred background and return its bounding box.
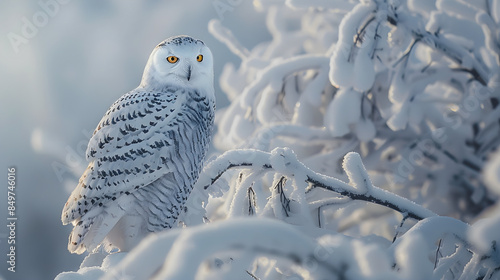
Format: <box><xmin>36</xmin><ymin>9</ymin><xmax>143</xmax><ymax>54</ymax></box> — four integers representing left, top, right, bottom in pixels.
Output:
<box><xmin>0</xmin><ymin>1</ymin><xmax>269</xmax><ymax>279</ymax></box>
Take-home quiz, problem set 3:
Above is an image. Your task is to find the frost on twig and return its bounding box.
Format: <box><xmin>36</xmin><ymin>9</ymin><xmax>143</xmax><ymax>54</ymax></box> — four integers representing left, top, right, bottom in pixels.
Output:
<box><xmin>200</xmin><ymin>147</ymin><xmax>436</xmax><ymax>221</ymax></box>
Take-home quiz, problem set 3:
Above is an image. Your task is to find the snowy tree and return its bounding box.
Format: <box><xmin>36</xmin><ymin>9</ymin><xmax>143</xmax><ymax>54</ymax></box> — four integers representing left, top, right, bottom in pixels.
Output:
<box><xmin>56</xmin><ymin>0</ymin><xmax>500</xmax><ymax>279</ymax></box>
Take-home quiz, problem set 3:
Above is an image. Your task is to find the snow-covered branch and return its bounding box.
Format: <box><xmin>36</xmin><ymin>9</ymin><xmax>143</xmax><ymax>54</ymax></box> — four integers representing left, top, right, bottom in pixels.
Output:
<box><xmin>389</xmin><ymin>11</ymin><xmax>489</xmax><ymax>85</ymax></box>
<box><xmin>200</xmin><ymin>148</ymin><xmax>436</xmax><ymax>220</ymax></box>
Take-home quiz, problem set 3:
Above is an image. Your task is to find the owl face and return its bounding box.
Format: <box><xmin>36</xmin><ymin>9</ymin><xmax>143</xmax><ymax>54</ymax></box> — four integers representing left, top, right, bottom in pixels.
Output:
<box><xmin>143</xmin><ymin>36</ymin><xmax>214</xmax><ymax>90</ymax></box>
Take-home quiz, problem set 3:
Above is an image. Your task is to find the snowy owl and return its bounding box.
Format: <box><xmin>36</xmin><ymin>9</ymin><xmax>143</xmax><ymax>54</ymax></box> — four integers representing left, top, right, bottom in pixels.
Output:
<box><xmin>61</xmin><ymin>35</ymin><xmax>215</xmax><ymax>254</ymax></box>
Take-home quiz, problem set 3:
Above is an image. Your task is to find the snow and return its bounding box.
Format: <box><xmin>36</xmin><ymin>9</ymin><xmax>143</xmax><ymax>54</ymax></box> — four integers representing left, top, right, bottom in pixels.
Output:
<box><xmin>286</xmin><ymin>0</ymin><xmax>356</xmax><ymax>11</ymax></box>
<box><xmin>353</xmin><ymin>46</ymin><xmax>376</xmax><ymax>92</ymax></box>
<box><xmin>240</xmin><ymin>55</ymin><xmax>329</xmax><ymax>108</ymax></box>
<box><xmin>227</xmin><ymin>171</ymin><xmax>263</xmax><ymax>217</ymax></box>
<box><xmin>55</xmin><ymin>0</ymin><xmax>500</xmax><ymax>279</ymax></box>
<box><xmin>55</xmin><ymin>252</ymin><xmax>128</xmax><ymax>280</ymax></box>
<box><xmin>387</xmin><ymin>101</ymin><xmax>410</xmax><ymax>131</ymax></box>
<box><xmin>55</xmin><ymin>267</ymin><xmax>105</xmax><ymax>280</ymax></box>
<box><xmin>426</xmin><ymin>11</ymin><xmax>484</xmax><ymax>49</ymax></box>
<box><xmin>395</xmin><ymin>233</ymin><xmax>433</xmax><ymax>280</ymax></box>
<box><xmin>390</xmin><ymin>216</ymin><xmax>468</xmax><ymax>254</ymax></box>
<box><xmin>343</xmin><ymin>152</ymin><xmax>371</xmax><ymax>193</ymax></box>
<box><xmin>469</xmin><ymin>214</ymin><xmax>500</xmax><ymax>257</ymax></box>
<box><xmin>355</xmin><ymin>119</ymin><xmax>376</xmax><ymax>142</ymax></box>
<box><xmin>408</xmin><ymin>0</ymin><xmax>436</xmax><ymax>18</ymax></box>
<box><xmin>104</xmin><ymin>231</ymin><xmax>180</xmax><ymax>280</ymax></box>
<box><xmin>436</xmin><ymin>0</ymin><xmax>481</xmax><ymax>21</ymax></box>
<box><xmin>325</xmin><ymin>88</ymin><xmax>362</xmax><ymax>137</ymax></box>
<box><xmin>329</xmin><ymin>2</ymin><xmax>375</xmax><ymax>89</ymax></box>
<box><xmin>107</xmin><ymin>218</ymin><xmax>316</xmax><ymax>279</ymax></box>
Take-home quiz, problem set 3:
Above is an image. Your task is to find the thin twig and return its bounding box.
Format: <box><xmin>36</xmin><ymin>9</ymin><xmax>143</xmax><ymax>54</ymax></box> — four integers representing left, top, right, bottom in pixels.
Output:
<box><xmin>204</xmin><ymin>163</ymin><xmax>271</xmax><ymax>189</ymax></box>
<box><xmin>275</xmin><ymin>176</ymin><xmax>291</xmax><ymax>217</ymax></box>
<box><xmin>452</xmin><ymin>67</ymin><xmax>487</xmax><ymax>86</ymax></box>
<box><xmin>306</xmin><ymin>176</ymin><xmax>429</xmax><ymax>220</ymax></box>
<box><xmin>370</xmin><ymin>21</ymin><xmax>383</xmax><ymax>59</ymax></box>
<box><xmin>392</xmin><ymin>213</ymin><xmax>409</xmax><ymax>243</ymax></box>
<box><xmin>248</xmin><ymin>186</ymin><xmax>256</xmax><ymax>216</ymax></box>
<box><xmin>387</xmin><ymin>15</ymin><xmax>488</xmax><ymax>85</ymax></box>
<box><xmin>349</xmin><ymin>16</ymin><xmax>376</xmax><ymax>62</ymax></box>
<box><xmin>392</xmin><ymin>39</ymin><xmax>419</xmax><ymax>68</ymax></box>
<box><xmin>246</xmin><ymin>270</ymin><xmax>260</xmax><ymax>280</ymax></box>
<box><xmin>434</xmin><ymin>239</ymin><xmax>442</xmax><ymax>269</ymax></box>
<box><xmin>317</xmin><ymin>206</ymin><xmax>322</xmax><ymax>228</ymax></box>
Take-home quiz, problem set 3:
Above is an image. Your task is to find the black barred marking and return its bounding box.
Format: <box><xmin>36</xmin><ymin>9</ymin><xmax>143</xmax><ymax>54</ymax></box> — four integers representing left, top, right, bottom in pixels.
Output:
<box><xmin>125</xmin><ymin>124</ymin><xmax>137</xmax><ymax>132</ymax></box>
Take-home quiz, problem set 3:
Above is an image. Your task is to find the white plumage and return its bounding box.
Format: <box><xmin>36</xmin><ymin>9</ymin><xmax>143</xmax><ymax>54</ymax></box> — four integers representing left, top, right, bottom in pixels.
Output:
<box><xmin>62</xmin><ymin>35</ymin><xmax>215</xmax><ymax>254</ymax></box>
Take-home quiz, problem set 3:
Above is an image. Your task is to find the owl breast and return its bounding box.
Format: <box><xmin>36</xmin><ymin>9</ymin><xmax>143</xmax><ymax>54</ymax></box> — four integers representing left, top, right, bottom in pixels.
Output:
<box><xmin>127</xmin><ymin>87</ymin><xmax>215</xmax><ymax>233</ymax></box>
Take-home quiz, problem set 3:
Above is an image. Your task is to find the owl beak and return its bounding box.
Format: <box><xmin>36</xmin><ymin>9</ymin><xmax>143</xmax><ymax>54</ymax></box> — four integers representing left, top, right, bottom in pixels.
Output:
<box><xmin>187</xmin><ymin>65</ymin><xmax>192</xmax><ymax>81</ymax></box>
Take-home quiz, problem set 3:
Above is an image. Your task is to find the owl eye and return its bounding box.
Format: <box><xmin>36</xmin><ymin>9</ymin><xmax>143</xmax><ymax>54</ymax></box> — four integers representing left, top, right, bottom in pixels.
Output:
<box><xmin>196</xmin><ymin>55</ymin><xmax>203</xmax><ymax>62</ymax></box>
<box><xmin>166</xmin><ymin>56</ymin><xmax>179</xmax><ymax>63</ymax></box>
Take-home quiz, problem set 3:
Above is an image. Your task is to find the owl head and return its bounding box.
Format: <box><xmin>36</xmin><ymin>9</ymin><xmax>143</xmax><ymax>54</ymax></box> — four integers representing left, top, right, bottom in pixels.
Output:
<box><xmin>141</xmin><ymin>35</ymin><xmax>214</xmax><ymax>91</ymax></box>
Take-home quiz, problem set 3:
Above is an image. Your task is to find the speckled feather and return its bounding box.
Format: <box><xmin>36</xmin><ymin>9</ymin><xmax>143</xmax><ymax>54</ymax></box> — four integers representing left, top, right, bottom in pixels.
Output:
<box><xmin>61</xmin><ymin>35</ymin><xmax>215</xmax><ymax>254</ymax></box>
<box><xmin>62</xmin><ymin>86</ymin><xmax>213</xmax><ymax>222</ymax></box>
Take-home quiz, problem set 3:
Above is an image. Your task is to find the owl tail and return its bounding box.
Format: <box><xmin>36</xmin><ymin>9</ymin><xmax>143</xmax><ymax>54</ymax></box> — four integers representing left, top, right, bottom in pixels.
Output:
<box><xmin>68</xmin><ymin>208</ymin><xmax>125</xmax><ymax>254</ymax></box>
<box><xmin>68</xmin><ymin>218</ymin><xmax>94</xmax><ymax>254</ymax></box>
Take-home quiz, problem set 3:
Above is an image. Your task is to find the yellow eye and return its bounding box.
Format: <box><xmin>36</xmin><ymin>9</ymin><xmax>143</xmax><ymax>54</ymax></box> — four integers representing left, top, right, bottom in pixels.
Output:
<box><xmin>166</xmin><ymin>56</ymin><xmax>178</xmax><ymax>63</ymax></box>
<box><xmin>196</xmin><ymin>54</ymin><xmax>203</xmax><ymax>62</ymax></box>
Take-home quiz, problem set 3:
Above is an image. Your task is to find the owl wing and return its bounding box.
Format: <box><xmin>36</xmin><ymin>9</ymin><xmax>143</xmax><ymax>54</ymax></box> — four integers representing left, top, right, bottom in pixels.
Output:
<box><xmin>62</xmin><ymin>86</ymin><xmax>188</xmax><ymax>224</ymax></box>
